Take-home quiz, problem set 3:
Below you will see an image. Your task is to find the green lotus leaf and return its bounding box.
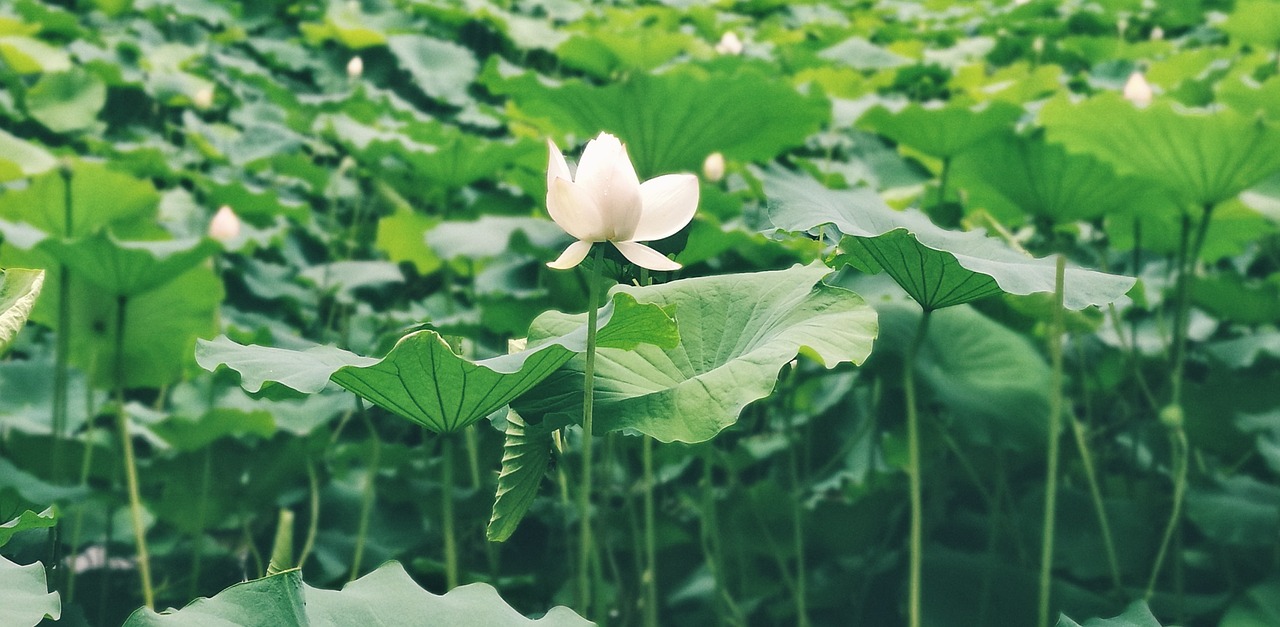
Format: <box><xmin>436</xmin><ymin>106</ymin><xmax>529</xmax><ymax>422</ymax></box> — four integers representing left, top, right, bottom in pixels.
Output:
<box><xmin>37</xmin><ymin>233</ymin><xmax>220</xmax><ymax>297</ymax></box>
<box><xmin>0</xmin><ymin>35</ymin><xmax>70</xmax><ymax>74</ymax></box>
<box><xmin>484</xmin><ymin>61</ymin><xmax>828</xmax><ymax>178</ymax></box>
<box><xmin>0</xmin><ymin>268</ymin><xmax>44</xmax><ymax>355</ymax></box>
<box><xmin>197</xmin><ymin>292</ymin><xmax>678</xmax><ymax>434</ymax></box>
<box><xmin>387</xmin><ymin>34</ymin><xmax>479</xmax><ymax>107</ymax></box>
<box><xmin>1220</xmin><ymin>0</ymin><xmax>1280</xmax><ymax>49</ymax></box>
<box><xmin>856</xmin><ymin>100</ymin><xmax>1023</xmax><ymax>159</ymax></box>
<box><xmin>0</xmin><ymin>129</ymin><xmax>55</xmax><ymax>182</ymax></box>
<box><xmin>0</xmin><ymin>160</ymin><xmax>159</xmax><ymax>239</ymax></box>
<box><xmin>425</xmin><ymin>216</ymin><xmax>567</xmax><ymax>261</ymax></box>
<box><xmin>819</xmin><ymin>36</ymin><xmax>911</xmax><ymax>70</ymax></box>
<box><xmin>952</xmin><ymin>130</ymin><xmax>1164</xmax><ymax>222</ymax></box>
<box><xmin>25</xmin><ymin>67</ymin><xmax>107</xmax><ymax>134</ymax></box>
<box><xmin>1039</xmin><ymin>93</ymin><xmax>1280</xmax><ymax>208</ymax></box>
<box><xmin>0</xmin><ymin>507</ymin><xmax>57</xmax><ymax>548</ymax></box>
<box><xmin>1059</xmin><ymin>601</ymin><xmax>1163</xmax><ymax>627</ymax></box>
<box><xmin>487</xmin><ymin>408</ymin><xmax>552</xmax><ymax>542</ymax></box>
<box><xmin>1221</xmin><ymin>579</ymin><xmax>1280</xmax><ymax>627</ymax></box>
<box><xmin>0</xmin><ymin>556</ymin><xmax>60</xmax><ymax>627</ymax></box>
<box><xmin>123</xmin><ymin>561</ymin><xmax>589</xmax><ymax>626</ymax></box>
<box><xmin>515</xmin><ymin>264</ymin><xmax>878</xmax><ymax>444</ymax></box>
<box><xmin>765</xmin><ymin>167</ymin><xmax>1135</xmax><ymax>310</ymax></box>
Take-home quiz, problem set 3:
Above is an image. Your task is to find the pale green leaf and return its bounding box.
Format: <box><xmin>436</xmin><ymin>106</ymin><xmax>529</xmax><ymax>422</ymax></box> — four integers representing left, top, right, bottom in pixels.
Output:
<box><xmin>0</xmin><ymin>268</ymin><xmax>44</xmax><ymax>354</ymax></box>
<box><xmin>487</xmin><ymin>408</ymin><xmax>552</xmax><ymax>542</ymax></box>
<box><xmin>516</xmin><ymin>264</ymin><xmax>877</xmax><ymax>443</ymax></box>
<box><xmin>0</xmin><ymin>556</ymin><xmax>60</xmax><ymax>627</ymax></box>
<box><xmin>25</xmin><ymin>67</ymin><xmax>107</xmax><ymax>134</ymax></box>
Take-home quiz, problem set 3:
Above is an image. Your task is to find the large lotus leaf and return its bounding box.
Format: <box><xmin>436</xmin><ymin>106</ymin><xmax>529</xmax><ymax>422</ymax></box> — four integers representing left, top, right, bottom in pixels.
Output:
<box><xmin>1039</xmin><ymin>93</ymin><xmax>1280</xmax><ymax>208</ymax></box>
<box><xmin>425</xmin><ymin>216</ymin><xmax>566</xmax><ymax>261</ymax></box>
<box><xmin>0</xmin><ymin>129</ymin><xmax>55</xmax><ymax>182</ymax></box>
<box><xmin>818</xmin><ymin>36</ymin><xmax>911</xmax><ymax>70</ymax></box>
<box><xmin>0</xmin><ymin>507</ymin><xmax>57</xmax><ymax>548</ymax></box>
<box><xmin>0</xmin><ymin>556</ymin><xmax>60</xmax><ymax>627</ymax></box>
<box><xmin>0</xmin><ymin>35</ymin><xmax>71</xmax><ymax>74</ymax></box>
<box><xmin>487</xmin><ymin>408</ymin><xmax>551</xmax><ymax>542</ymax></box>
<box><xmin>1222</xmin><ymin>579</ymin><xmax>1280</xmax><ymax>627</ymax></box>
<box><xmin>124</xmin><ymin>561</ymin><xmax>589</xmax><ymax>626</ymax></box>
<box><xmin>375</xmin><ymin>207</ymin><xmax>442</xmax><ymax>275</ymax></box>
<box><xmin>765</xmin><ymin>167</ymin><xmax>1135</xmax><ymax>310</ymax></box>
<box><xmin>951</xmin><ymin>130</ymin><xmax>1163</xmax><ymax>222</ymax></box>
<box><xmin>515</xmin><ymin>264</ymin><xmax>878</xmax><ymax>443</ymax></box>
<box><xmin>0</xmin><ymin>268</ymin><xmax>44</xmax><ymax>354</ymax></box>
<box><xmin>70</xmin><ymin>265</ymin><xmax>222</xmax><ymax>388</ymax></box>
<box><xmin>856</xmin><ymin>101</ymin><xmax>1023</xmax><ymax>159</ymax></box>
<box><xmin>877</xmin><ymin>301</ymin><xmax>1052</xmax><ymax>451</ymax></box>
<box><xmin>1059</xmin><ymin>601</ymin><xmax>1163</xmax><ymax>627</ymax></box>
<box><xmin>484</xmin><ymin>62</ymin><xmax>828</xmax><ymax>178</ymax></box>
<box><xmin>387</xmin><ymin>34</ymin><xmax>478</xmax><ymax>107</ymax></box>
<box><xmin>38</xmin><ymin>233</ymin><xmax>220</xmax><ymax>297</ymax></box>
<box><xmin>1185</xmin><ymin>475</ymin><xmax>1280</xmax><ymax>547</ymax></box>
<box><xmin>25</xmin><ymin>67</ymin><xmax>106</xmax><ymax>134</ymax></box>
<box><xmin>197</xmin><ymin>293</ymin><xmax>677</xmax><ymax>433</ymax></box>
<box><xmin>0</xmin><ymin>160</ymin><xmax>159</xmax><ymax>239</ymax></box>
<box><xmin>1219</xmin><ymin>75</ymin><xmax>1280</xmax><ymax>122</ymax></box>
<box><xmin>1220</xmin><ymin>0</ymin><xmax>1280</xmax><ymax>48</ymax></box>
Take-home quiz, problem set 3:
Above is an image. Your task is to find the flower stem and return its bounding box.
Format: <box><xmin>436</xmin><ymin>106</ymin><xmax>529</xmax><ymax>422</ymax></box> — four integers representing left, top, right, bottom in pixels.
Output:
<box><xmin>442</xmin><ymin>432</ymin><xmax>459</xmax><ymax>589</ymax></box>
<box><xmin>115</xmin><ymin>295</ymin><xmax>154</xmax><ymax>609</ymax></box>
<box><xmin>642</xmin><ymin>436</ymin><xmax>659</xmax><ymax>627</ymax></box>
<box><xmin>904</xmin><ymin>308</ymin><xmax>933</xmax><ymax>627</ymax></box>
<box><xmin>350</xmin><ymin>400</ymin><xmax>378</xmax><ymax>582</ymax></box>
<box><xmin>578</xmin><ymin>244</ymin><xmax>605</xmax><ymax>616</ymax></box>
<box><xmin>1038</xmin><ymin>256</ymin><xmax>1067</xmax><ymax>627</ymax></box>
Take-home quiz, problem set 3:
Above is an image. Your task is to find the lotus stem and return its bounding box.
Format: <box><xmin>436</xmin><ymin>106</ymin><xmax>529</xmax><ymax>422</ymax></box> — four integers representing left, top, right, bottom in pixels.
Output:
<box><xmin>115</xmin><ymin>295</ymin><xmax>154</xmax><ymax>609</ymax></box>
<box><xmin>578</xmin><ymin>243</ymin><xmax>605</xmax><ymax>615</ymax></box>
<box><xmin>350</xmin><ymin>401</ymin><xmax>379</xmax><ymax>582</ymax></box>
<box><xmin>52</xmin><ymin>163</ymin><xmax>73</xmax><ymax>483</ymax></box>
<box><xmin>904</xmin><ymin>308</ymin><xmax>933</xmax><ymax>627</ymax></box>
<box><xmin>1038</xmin><ymin>256</ymin><xmax>1067</xmax><ymax>627</ymax></box>
<box><xmin>442</xmin><ymin>432</ymin><xmax>459</xmax><ymax>589</ymax></box>
<box><xmin>642</xmin><ymin>436</ymin><xmax>659</xmax><ymax>627</ymax></box>
<box><xmin>1071</xmin><ymin>415</ymin><xmax>1123</xmax><ymax>593</ymax></box>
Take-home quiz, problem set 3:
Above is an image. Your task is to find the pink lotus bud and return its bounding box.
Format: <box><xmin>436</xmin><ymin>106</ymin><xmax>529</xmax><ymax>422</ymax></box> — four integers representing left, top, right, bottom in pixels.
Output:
<box><xmin>208</xmin><ymin>205</ymin><xmax>241</xmax><ymax>242</ymax></box>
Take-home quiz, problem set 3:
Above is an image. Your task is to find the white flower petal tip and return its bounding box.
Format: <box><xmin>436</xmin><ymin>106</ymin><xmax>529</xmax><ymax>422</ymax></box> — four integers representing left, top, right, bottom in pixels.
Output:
<box><xmin>612</xmin><ymin>241</ymin><xmax>681</xmax><ymax>272</ymax></box>
<box><xmin>547</xmin><ymin>240</ymin><xmax>595</xmax><ymax>270</ymax></box>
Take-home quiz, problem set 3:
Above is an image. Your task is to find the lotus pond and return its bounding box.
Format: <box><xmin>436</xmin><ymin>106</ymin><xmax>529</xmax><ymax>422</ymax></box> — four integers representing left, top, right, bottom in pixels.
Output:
<box><xmin>3</xmin><ymin>0</ymin><xmax>1280</xmax><ymax>625</ymax></box>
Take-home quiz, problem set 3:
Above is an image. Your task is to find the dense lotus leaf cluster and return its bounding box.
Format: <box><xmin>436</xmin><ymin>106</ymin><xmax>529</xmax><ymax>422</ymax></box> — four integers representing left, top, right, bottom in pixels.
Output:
<box><xmin>1</xmin><ymin>0</ymin><xmax>1279</xmax><ymax>626</ymax></box>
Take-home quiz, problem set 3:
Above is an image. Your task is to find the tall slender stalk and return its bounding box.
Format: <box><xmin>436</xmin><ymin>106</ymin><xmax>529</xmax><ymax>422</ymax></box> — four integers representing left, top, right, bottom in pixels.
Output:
<box><xmin>1070</xmin><ymin>416</ymin><xmax>1123</xmax><ymax>594</ymax></box>
<box><xmin>188</xmin><ymin>445</ymin><xmax>213</xmax><ymax>599</ymax></box>
<box><xmin>350</xmin><ymin>402</ymin><xmax>379</xmax><ymax>582</ymax></box>
<box><xmin>114</xmin><ymin>295</ymin><xmax>154</xmax><ymax>608</ymax></box>
<box><xmin>442</xmin><ymin>433</ymin><xmax>459</xmax><ymax>589</ymax></box>
<box><xmin>1038</xmin><ymin>256</ymin><xmax>1067</xmax><ymax>627</ymax></box>
<box><xmin>1148</xmin><ymin>204</ymin><xmax>1212</xmax><ymax>598</ymax></box>
<box><xmin>577</xmin><ymin>244</ymin><xmax>605</xmax><ymax>615</ymax></box>
<box><xmin>935</xmin><ymin>157</ymin><xmax>952</xmax><ymax>212</ymax></box>
<box><xmin>904</xmin><ymin>308</ymin><xmax>933</xmax><ymax>627</ymax></box>
<box><xmin>642</xmin><ymin>436</ymin><xmax>659</xmax><ymax>627</ymax></box>
<box><xmin>52</xmin><ymin>164</ymin><xmax>74</xmax><ymax>482</ymax></box>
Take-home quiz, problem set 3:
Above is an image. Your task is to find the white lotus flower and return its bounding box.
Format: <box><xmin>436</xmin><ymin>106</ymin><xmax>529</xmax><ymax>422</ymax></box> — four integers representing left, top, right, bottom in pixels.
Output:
<box><xmin>545</xmin><ymin>132</ymin><xmax>699</xmax><ymax>272</ymax></box>
<box><xmin>1150</xmin><ymin>26</ymin><xmax>1165</xmax><ymax>41</ymax></box>
<box><xmin>347</xmin><ymin>56</ymin><xmax>364</xmax><ymax>79</ymax></box>
<box><xmin>702</xmin><ymin>152</ymin><xmax>726</xmax><ymax>182</ymax></box>
<box><xmin>715</xmin><ymin>32</ymin><xmax>744</xmax><ymax>55</ymax></box>
<box><xmin>208</xmin><ymin>205</ymin><xmax>241</xmax><ymax>242</ymax></box>
<box><xmin>1123</xmin><ymin>71</ymin><xmax>1153</xmax><ymax>107</ymax></box>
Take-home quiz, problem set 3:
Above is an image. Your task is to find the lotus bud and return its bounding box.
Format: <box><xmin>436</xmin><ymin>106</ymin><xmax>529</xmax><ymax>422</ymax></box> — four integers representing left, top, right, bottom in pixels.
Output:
<box><xmin>1032</xmin><ymin>36</ymin><xmax>1044</xmax><ymax>55</ymax></box>
<box><xmin>208</xmin><ymin>205</ymin><xmax>241</xmax><ymax>242</ymax></box>
<box><xmin>1150</xmin><ymin>26</ymin><xmax>1164</xmax><ymax>41</ymax></box>
<box><xmin>1122</xmin><ymin>71</ymin><xmax>1153</xmax><ymax>107</ymax></box>
<box><xmin>715</xmin><ymin>32</ymin><xmax>744</xmax><ymax>56</ymax></box>
<box><xmin>347</xmin><ymin>56</ymin><xmax>364</xmax><ymax>80</ymax></box>
<box><xmin>702</xmin><ymin>152</ymin><xmax>726</xmax><ymax>182</ymax></box>
<box><xmin>193</xmin><ymin>86</ymin><xmax>214</xmax><ymax>110</ymax></box>
<box><xmin>1117</xmin><ymin>17</ymin><xmax>1129</xmax><ymax>38</ymax></box>
<box><xmin>1014</xmin><ymin>0</ymin><xmax>1030</xmax><ymax>6</ymax></box>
